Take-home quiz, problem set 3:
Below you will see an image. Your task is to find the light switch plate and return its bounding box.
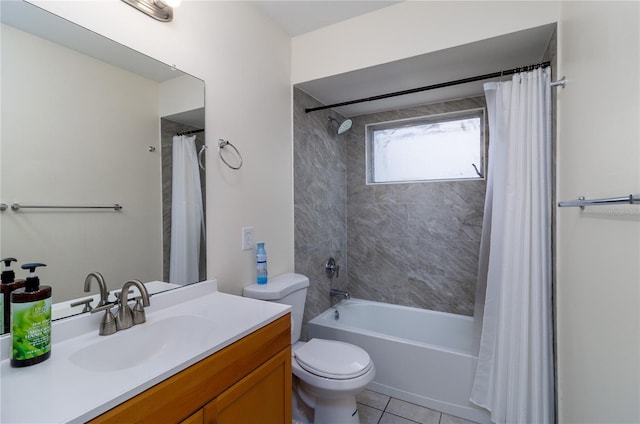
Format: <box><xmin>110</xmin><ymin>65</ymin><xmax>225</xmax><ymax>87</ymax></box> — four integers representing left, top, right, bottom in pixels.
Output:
<box><xmin>242</xmin><ymin>227</ymin><xmax>253</xmax><ymax>251</ymax></box>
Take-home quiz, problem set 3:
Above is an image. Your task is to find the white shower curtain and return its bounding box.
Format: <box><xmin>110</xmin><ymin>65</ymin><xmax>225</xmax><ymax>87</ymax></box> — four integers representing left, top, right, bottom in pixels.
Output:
<box><xmin>170</xmin><ymin>134</ymin><xmax>204</xmax><ymax>285</ymax></box>
<box><xmin>470</xmin><ymin>68</ymin><xmax>554</xmax><ymax>423</ymax></box>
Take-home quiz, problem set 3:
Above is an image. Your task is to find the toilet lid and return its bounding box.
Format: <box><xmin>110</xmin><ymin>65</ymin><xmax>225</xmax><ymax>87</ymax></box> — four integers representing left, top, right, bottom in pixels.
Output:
<box><xmin>294</xmin><ymin>339</ymin><xmax>372</xmax><ymax>380</ymax></box>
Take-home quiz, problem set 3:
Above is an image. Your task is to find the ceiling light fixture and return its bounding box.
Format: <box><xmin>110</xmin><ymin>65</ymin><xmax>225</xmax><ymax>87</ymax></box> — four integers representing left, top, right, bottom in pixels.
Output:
<box><xmin>121</xmin><ymin>0</ymin><xmax>180</xmax><ymax>22</ymax></box>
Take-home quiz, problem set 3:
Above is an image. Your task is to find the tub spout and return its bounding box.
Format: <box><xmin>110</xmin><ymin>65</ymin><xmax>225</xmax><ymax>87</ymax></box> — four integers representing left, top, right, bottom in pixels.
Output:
<box><xmin>330</xmin><ymin>288</ymin><xmax>350</xmax><ymax>302</ymax></box>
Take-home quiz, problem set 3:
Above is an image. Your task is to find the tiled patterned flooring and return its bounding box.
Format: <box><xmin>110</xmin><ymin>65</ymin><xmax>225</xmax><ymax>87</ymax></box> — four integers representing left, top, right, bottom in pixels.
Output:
<box><xmin>356</xmin><ymin>390</ymin><xmax>479</xmax><ymax>424</ymax></box>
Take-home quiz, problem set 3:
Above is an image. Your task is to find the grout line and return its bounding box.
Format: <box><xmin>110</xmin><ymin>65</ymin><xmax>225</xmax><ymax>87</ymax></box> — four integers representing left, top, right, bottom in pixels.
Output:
<box><xmin>380</xmin><ymin>411</ymin><xmax>423</xmax><ymax>424</ymax></box>
<box><xmin>365</xmin><ymin>391</ymin><xmax>480</xmax><ymax>424</ymax></box>
<box><xmin>383</xmin><ymin>395</ymin><xmax>391</xmax><ymax>412</ymax></box>
<box><xmin>366</xmin><ymin>391</ymin><xmax>478</xmax><ymax>424</ymax></box>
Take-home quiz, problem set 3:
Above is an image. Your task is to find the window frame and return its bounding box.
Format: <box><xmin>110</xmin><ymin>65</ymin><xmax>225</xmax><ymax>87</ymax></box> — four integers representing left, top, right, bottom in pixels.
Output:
<box><xmin>365</xmin><ymin>108</ymin><xmax>486</xmax><ymax>185</ymax></box>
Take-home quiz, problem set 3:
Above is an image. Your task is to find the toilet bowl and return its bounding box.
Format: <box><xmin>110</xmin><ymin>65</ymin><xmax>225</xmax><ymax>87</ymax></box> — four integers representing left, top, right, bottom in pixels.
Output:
<box><xmin>292</xmin><ymin>339</ymin><xmax>375</xmax><ymax>424</ymax></box>
<box><xmin>243</xmin><ymin>273</ymin><xmax>375</xmax><ymax>423</ymax></box>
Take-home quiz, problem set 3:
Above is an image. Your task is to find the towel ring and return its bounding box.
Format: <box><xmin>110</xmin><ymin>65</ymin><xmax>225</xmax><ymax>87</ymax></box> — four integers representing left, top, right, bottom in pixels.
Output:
<box><xmin>218</xmin><ymin>139</ymin><xmax>243</xmax><ymax>170</ymax></box>
<box><xmin>197</xmin><ymin>145</ymin><xmax>207</xmax><ymax>171</ymax></box>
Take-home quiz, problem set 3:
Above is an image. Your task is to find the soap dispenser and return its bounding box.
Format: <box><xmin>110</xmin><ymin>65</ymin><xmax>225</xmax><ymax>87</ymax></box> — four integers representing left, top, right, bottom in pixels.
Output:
<box><xmin>10</xmin><ymin>263</ymin><xmax>52</xmax><ymax>367</ymax></box>
<box><xmin>1</xmin><ymin>258</ymin><xmax>26</xmax><ymax>334</ymax></box>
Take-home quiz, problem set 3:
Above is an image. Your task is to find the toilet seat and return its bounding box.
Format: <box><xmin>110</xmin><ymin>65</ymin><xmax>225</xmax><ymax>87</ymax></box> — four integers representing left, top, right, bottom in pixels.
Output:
<box><xmin>294</xmin><ymin>339</ymin><xmax>372</xmax><ymax>380</ymax></box>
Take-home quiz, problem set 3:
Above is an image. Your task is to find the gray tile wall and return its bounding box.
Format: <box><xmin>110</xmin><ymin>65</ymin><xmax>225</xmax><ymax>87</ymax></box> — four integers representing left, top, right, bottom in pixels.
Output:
<box><xmin>294</xmin><ymin>88</ymin><xmax>487</xmax><ymax>325</ymax></box>
<box><xmin>293</xmin><ymin>89</ymin><xmax>348</xmax><ymax>339</ymax></box>
<box><xmin>346</xmin><ymin>98</ymin><xmax>487</xmax><ymax>316</ymax></box>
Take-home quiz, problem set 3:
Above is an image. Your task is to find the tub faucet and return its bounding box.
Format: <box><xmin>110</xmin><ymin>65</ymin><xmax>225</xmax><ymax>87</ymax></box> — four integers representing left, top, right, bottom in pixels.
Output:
<box><xmin>84</xmin><ymin>272</ymin><xmax>109</xmax><ymax>307</ymax></box>
<box><xmin>115</xmin><ymin>279</ymin><xmax>150</xmax><ymax>331</ymax></box>
<box><xmin>330</xmin><ymin>288</ymin><xmax>350</xmax><ymax>302</ymax></box>
<box><xmin>325</xmin><ymin>257</ymin><xmax>340</xmax><ymax>279</ymax></box>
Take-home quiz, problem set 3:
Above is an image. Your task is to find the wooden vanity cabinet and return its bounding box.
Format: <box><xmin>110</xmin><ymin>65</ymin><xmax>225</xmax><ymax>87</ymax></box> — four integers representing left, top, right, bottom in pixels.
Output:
<box><xmin>89</xmin><ymin>314</ymin><xmax>291</xmax><ymax>424</ymax></box>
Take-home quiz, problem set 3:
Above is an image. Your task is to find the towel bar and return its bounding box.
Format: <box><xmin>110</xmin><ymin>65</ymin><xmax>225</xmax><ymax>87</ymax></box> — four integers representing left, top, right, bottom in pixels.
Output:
<box><xmin>558</xmin><ymin>194</ymin><xmax>640</xmax><ymax>209</ymax></box>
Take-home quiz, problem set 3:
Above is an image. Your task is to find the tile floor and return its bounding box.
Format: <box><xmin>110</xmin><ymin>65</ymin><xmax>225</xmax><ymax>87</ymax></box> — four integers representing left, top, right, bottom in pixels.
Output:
<box><xmin>356</xmin><ymin>390</ymin><xmax>479</xmax><ymax>424</ymax></box>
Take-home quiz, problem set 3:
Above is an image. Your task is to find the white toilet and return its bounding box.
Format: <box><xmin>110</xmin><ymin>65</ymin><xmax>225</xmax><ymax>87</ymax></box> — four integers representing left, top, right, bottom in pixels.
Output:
<box><xmin>243</xmin><ymin>273</ymin><xmax>375</xmax><ymax>424</ymax></box>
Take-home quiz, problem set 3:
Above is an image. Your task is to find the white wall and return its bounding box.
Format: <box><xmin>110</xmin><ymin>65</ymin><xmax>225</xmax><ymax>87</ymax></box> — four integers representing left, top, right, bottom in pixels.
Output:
<box><xmin>1</xmin><ymin>24</ymin><xmax>162</xmax><ymax>302</ymax></box>
<box><xmin>30</xmin><ymin>0</ymin><xmax>294</xmax><ymax>295</ymax></box>
<box><xmin>292</xmin><ymin>1</ymin><xmax>561</xmax><ymax>84</ymax></box>
<box><xmin>159</xmin><ymin>74</ymin><xmax>204</xmax><ymax>118</ymax></box>
<box><xmin>556</xmin><ymin>2</ymin><xmax>640</xmax><ymax>421</ymax></box>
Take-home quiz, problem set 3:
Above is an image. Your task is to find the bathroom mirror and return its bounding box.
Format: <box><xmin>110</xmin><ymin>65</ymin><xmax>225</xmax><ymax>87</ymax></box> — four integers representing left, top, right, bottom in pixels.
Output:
<box><xmin>0</xmin><ymin>1</ymin><xmax>206</xmax><ymax>329</ymax></box>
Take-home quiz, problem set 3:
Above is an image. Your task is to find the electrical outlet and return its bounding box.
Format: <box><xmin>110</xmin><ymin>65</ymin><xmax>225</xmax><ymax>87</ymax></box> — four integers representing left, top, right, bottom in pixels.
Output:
<box><xmin>242</xmin><ymin>227</ymin><xmax>254</xmax><ymax>251</ymax></box>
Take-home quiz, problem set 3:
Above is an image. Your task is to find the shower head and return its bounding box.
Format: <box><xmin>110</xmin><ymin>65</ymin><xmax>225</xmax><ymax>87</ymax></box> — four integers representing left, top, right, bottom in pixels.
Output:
<box><xmin>328</xmin><ymin>117</ymin><xmax>353</xmax><ymax>135</ymax></box>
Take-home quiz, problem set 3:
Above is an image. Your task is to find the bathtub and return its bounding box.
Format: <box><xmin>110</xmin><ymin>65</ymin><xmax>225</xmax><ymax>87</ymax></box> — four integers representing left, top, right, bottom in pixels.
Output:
<box><xmin>307</xmin><ymin>299</ymin><xmax>490</xmax><ymax>424</ymax></box>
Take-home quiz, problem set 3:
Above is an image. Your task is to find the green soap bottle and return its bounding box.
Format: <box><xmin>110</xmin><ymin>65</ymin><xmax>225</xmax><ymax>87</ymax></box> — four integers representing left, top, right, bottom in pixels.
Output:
<box><xmin>10</xmin><ymin>263</ymin><xmax>52</xmax><ymax>367</ymax></box>
<box><xmin>1</xmin><ymin>258</ymin><xmax>26</xmax><ymax>334</ymax></box>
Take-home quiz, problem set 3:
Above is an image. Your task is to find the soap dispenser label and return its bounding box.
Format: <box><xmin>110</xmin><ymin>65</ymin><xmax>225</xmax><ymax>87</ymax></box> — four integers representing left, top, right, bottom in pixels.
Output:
<box><xmin>11</xmin><ymin>299</ymin><xmax>52</xmax><ymax>361</ymax></box>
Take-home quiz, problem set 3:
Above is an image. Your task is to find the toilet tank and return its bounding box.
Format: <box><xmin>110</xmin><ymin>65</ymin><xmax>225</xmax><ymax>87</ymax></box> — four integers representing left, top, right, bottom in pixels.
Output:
<box><xmin>243</xmin><ymin>273</ymin><xmax>309</xmax><ymax>344</ymax></box>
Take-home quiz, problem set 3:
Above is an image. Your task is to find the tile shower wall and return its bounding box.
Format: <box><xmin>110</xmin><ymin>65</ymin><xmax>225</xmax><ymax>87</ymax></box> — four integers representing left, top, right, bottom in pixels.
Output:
<box><xmin>346</xmin><ymin>97</ymin><xmax>487</xmax><ymax>316</ymax></box>
<box><xmin>294</xmin><ymin>89</ymin><xmax>348</xmax><ymax>339</ymax></box>
<box><xmin>161</xmin><ymin>119</ymin><xmax>207</xmax><ymax>283</ymax></box>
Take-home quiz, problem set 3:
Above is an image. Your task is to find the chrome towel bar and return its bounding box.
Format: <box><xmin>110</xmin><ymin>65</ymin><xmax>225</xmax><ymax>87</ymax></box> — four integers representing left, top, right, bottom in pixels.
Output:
<box><xmin>558</xmin><ymin>194</ymin><xmax>640</xmax><ymax>209</ymax></box>
<box><xmin>9</xmin><ymin>203</ymin><xmax>123</xmax><ymax>211</ymax></box>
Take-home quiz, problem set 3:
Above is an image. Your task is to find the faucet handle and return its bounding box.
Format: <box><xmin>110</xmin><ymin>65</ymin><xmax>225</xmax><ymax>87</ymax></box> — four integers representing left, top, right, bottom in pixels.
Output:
<box><xmin>132</xmin><ymin>297</ymin><xmax>146</xmax><ymax>325</ymax></box>
<box><xmin>91</xmin><ymin>303</ymin><xmax>117</xmax><ymax>336</ymax></box>
<box><xmin>325</xmin><ymin>257</ymin><xmax>340</xmax><ymax>279</ymax></box>
<box><xmin>70</xmin><ymin>297</ymin><xmax>94</xmax><ymax>312</ymax></box>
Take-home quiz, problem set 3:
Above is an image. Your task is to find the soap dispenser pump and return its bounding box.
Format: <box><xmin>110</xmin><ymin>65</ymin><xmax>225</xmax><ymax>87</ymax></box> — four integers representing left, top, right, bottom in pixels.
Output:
<box><xmin>10</xmin><ymin>263</ymin><xmax>52</xmax><ymax>367</ymax></box>
<box><xmin>1</xmin><ymin>257</ymin><xmax>26</xmax><ymax>334</ymax></box>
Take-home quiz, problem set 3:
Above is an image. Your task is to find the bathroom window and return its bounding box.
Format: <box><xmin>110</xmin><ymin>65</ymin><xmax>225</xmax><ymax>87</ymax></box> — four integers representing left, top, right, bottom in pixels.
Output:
<box><xmin>366</xmin><ymin>108</ymin><xmax>485</xmax><ymax>184</ymax></box>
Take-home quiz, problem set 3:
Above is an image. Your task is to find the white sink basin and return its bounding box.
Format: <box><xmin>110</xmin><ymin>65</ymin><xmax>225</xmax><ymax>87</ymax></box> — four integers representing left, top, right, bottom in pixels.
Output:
<box><xmin>69</xmin><ymin>315</ymin><xmax>217</xmax><ymax>372</ymax></box>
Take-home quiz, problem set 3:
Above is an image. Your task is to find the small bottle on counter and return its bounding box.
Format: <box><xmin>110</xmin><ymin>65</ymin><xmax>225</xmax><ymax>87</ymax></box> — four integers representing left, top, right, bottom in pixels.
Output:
<box><xmin>1</xmin><ymin>257</ymin><xmax>26</xmax><ymax>334</ymax></box>
<box><xmin>11</xmin><ymin>263</ymin><xmax>52</xmax><ymax>367</ymax></box>
<box><xmin>256</xmin><ymin>242</ymin><xmax>268</xmax><ymax>285</ymax></box>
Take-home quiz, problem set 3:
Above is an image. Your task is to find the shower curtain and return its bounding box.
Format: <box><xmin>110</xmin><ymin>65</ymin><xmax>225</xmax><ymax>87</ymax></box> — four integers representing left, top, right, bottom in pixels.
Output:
<box><xmin>169</xmin><ymin>134</ymin><xmax>204</xmax><ymax>285</ymax></box>
<box><xmin>470</xmin><ymin>68</ymin><xmax>554</xmax><ymax>423</ymax></box>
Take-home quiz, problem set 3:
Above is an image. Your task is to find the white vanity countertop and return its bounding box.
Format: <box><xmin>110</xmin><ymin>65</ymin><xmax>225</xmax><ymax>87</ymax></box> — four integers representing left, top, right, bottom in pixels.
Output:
<box><xmin>0</xmin><ymin>280</ymin><xmax>290</xmax><ymax>424</ymax></box>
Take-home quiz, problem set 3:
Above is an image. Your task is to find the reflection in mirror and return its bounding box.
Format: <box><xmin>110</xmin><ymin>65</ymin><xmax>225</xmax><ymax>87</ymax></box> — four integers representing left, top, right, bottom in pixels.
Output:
<box><xmin>0</xmin><ymin>1</ymin><xmax>206</xmax><ymax>329</ymax></box>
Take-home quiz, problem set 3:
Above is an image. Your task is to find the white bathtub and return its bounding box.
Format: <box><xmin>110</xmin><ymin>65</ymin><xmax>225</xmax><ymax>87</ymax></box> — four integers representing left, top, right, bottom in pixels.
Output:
<box><xmin>307</xmin><ymin>299</ymin><xmax>490</xmax><ymax>424</ymax></box>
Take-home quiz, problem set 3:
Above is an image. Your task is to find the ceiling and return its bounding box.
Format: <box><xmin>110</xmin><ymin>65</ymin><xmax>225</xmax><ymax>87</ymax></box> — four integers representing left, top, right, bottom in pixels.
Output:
<box><xmin>249</xmin><ymin>1</ymin><xmax>556</xmax><ymax>117</ymax></box>
<box><xmin>249</xmin><ymin>1</ymin><xmax>401</xmax><ymax>37</ymax></box>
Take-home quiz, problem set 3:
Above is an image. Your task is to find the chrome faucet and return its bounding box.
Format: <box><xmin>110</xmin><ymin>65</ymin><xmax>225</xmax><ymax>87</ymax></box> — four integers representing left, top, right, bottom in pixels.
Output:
<box><xmin>84</xmin><ymin>272</ymin><xmax>109</xmax><ymax>307</ymax></box>
<box><xmin>330</xmin><ymin>288</ymin><xmax>350</xmax><ymax>302</ymax></box>
<box><xmin>115</xmin><ymin>279</ymin><xmax>150</xmax><ymax>331</ymax></box>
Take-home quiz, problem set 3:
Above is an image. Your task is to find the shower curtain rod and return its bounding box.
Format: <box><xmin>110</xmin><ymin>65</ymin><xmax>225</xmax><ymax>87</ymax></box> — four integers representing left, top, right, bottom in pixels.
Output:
<box><xmin>305</xmin><ymin>61</ymin><xmax>553</xmax><ymax>113</ymax></box>
<box><xmin>176</xmin><ymin>128</ymin><xmax>204</xmax><ymax>136</ymax></box>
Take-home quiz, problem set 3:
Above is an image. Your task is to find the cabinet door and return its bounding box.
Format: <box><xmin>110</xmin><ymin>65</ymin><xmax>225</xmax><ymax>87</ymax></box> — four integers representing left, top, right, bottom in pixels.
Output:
<box><xmin>204</xmin><ymin>347</ymin><xmax>291</xmax><ymax>424</ymax></box>
<box><xmin>180</xmin><ymin>409</ymin><xmax>203</xmax><ymax>424</ymax></box>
